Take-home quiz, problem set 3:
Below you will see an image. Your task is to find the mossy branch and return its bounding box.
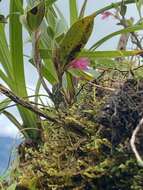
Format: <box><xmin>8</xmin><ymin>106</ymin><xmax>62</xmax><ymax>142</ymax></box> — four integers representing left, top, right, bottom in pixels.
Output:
<box><xmin>0</xmin><ymin>84</ymin><xmax>59</xmax><ymax>123</ymax></box>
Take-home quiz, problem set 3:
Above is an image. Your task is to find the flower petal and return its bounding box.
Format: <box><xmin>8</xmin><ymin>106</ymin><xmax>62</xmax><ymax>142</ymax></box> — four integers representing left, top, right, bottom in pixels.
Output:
<box><xmin>101</xmin><ymin>11</ymin><xmax>113</xmax><ymax>20</ymax></box>
<box><xmin>70</xmin><ymin>58</ymin><xmax>90</xmax><ymax>70</ymax></box>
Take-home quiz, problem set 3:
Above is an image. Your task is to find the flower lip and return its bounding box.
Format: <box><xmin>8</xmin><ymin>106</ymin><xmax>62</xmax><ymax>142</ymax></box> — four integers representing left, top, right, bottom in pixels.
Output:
<box><xmin>69</xmin><ymin>58</ymin><xmax>90</xmax><ymax>70</ymax></box>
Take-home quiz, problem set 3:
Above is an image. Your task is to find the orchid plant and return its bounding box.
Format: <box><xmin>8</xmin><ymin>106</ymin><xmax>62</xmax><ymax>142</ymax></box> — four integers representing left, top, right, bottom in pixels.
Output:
<box><xmin>0</xmin><ymin>0</ymin><xmax>143</xmax><ymax>141</ymax></box>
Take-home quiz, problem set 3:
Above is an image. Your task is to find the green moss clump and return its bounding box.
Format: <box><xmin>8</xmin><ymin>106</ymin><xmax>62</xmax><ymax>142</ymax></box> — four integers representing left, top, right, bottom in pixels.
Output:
<box><xmin>6</xmin><ymin>81</ymin><xmax>143</xmax><ymax>190</ymax></box>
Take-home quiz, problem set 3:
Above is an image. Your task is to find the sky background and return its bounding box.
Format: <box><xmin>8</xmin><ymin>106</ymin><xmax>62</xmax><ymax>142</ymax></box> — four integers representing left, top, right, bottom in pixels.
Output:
<box><xmin>0</xmin><ymin>0</ymin><xmax>140</xmax><ymax>138</ymax></box>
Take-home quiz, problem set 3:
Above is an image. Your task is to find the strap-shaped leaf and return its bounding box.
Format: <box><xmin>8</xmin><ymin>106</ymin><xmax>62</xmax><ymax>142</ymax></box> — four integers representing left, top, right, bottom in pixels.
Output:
<box><xmin>90</xmin><ymin>24</ymin><xmax>143</xmax><ymax>50</ymax></box>
<box><xmin>78</xmin><ymin>50</ymin><xmax>143</xmax><ymax>58</ymax></box>
<box><xmin>69</xmin><ymin>0</ymin><xmax>78</xmax><ymax>25</ymax></box>
<box><xmin>68</xmin><ymin>69</ymin><xmax>94</xmax><ymax>81</ymax></box>
<box><xmin>3</xmin><ymin>111</ymin><xmax>22</xmax><ymax>130</ymax></box>
<box><xmin>0</xmin><ymin>98</ymin><xmax>11</xmax><ymax>114</ymax></box>
<box><xmin>59</xmin><ymin>15</ymin><xmax>94</xmax><ymax>65</ymax></box>
<box><xmin>10</xmin><ymin>0</ymin><xmax>38</xmax><ymax>139</ymax></box>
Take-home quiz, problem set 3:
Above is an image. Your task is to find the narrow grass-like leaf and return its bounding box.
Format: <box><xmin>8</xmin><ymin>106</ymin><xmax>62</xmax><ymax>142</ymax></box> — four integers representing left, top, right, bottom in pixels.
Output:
<box><xmin>0</xmin><ymin>70</ymin><xmax>11</xmax><ymax>87</ymax></box>
<box><xmin>45</xmin><ymin>0</ymin><xmax>58</xmax><ymax>11</ymax></box>
<box><xmin>79</xmin><ymin>0</ymin><xmax>88</xmax><ymax>18</ymax></box>
<box><xmin>39</xmin><ymin>48</ymin><xmax>52</xmax><ymax>59</ymax></box>
<box><xmin>54</xmin><ymin>4</ymin><xmax>68</xmax><ymax>29</ymax></box>
<box><xmin>34</xmin><ymin>79</ymin><xmax>41</xmax><ymax>104</ymax></box>
<box><xmin>10</xmin><ymin>0</ymin><xmax>38</xmax><ymax>138</ymax></box>
<box><xmin>0</xmin><ymin>24</ymin><xmax>13</xmax><ymax>79</ymax></box>
<box><xmin>69</xmin><ymin>0</ymin><xmax>78</xmax><ymax>25</ymax></box>
<box><xmin>43</xmin><ymin>59</ymin><xmax>59</xmax><ymax>84</ymax></box>
<box><xmin>3</xmin><ymin>111</ymin><xmax>22</xmax><ymax>131</ymax></box>
<box><xmin>29</xmin><ymin>57</ymin><xmax>59</xmax><ymax>84</ymax></box>
<box><xmin>10</xmin><ymin>0</ymin><xmax>27</xmax><ymax>95</ymax></box>
<box><xmin>90</xmin><ymin>24</ymin><xmax>143</xmax><ymax>50</ymax></box>
<box><xmin>0</xmin><ymin>98</ymin><xmax>11</xmax><ymax>113</ymax></box>
<box><xmin>90</xmin><ymin>0</ymin><xmax>135</xmax><ymax>18</ymax></box>
<box><xmin>68</xmin><ymin>69</ymin><xmax>94</xmax><ymax>81</ymax></box>
<box><xmin>78</xmin><ymin>50</ymin><xmax>143</xmax><ymax>58</ymax></box>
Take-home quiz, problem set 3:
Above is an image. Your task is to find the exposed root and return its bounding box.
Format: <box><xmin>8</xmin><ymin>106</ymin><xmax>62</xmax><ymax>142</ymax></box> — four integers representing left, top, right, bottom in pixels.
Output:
<box><xmin>130</xmin><ymin>117</ymin><xmax>143</xmax><ymax>166</ymax></box>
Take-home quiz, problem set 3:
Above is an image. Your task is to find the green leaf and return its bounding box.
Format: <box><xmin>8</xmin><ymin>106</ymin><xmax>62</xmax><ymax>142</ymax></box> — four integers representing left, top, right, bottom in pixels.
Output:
<box><xmin>34</xmin><ymin>79</ymin><xmax>41</xmax><ymax>104</ymax></box>
<box><xmin>55</xmin><ymin>19</ymin><xmax>67</xmax><ymax>37</ymax></box>
<box><xmin>92</xmin><ymin>58</ymin><xmax>130</xmax><ymax>71</ymax></box>
<box><xmin>13</xmin><ymin>0</ymin><xmax>24</xmax><ymax>13</ymax></box>
<box><xmin>0</xmin><ymin>24</ymin><xmax>13</xmax><ymax>79</ymax></box>
<box><xmin>79</xmin><ymin>0</ymin><xmax>88</xmax><ymax>18</ymax></box>
<box><xmin>45</xmin><ymin>0</ymin><xmax>57</xmax><ymax>8</ymax></box>
<box><xmin>90</xmin><ymin>24</ymin><xmax>143</xmax><ymax>50</ymax></box>
<box><xmin>92</xmin><ymin>58</ymin><xmax>118</xmax><ymax>68</ymax></box>
<box><xmin>135</xmin><ymin>0</ymin><xmax>143</xmax><ymax>17</ymax></box>
<box><xmin>29</xmin><ymin>56</ymin><xmax>59</xmax><ymax>84</ymax></box>
<box><xmin>65</xmin><ymin>72</ymin><xmax>75</xmax><ymax>102</ymax></box>
<box><xmin>54</xmin><ymin>4</ymin><xmax>68</xmax><ymax>30</ymax></box>
<box><xmin>69</xmin><ymin>0</ymin><xmax>78</xmax><ymax>25</ymax></box>
<box><xmin>78</xmin><ymin>50</ymin><xmax>143</xmax><ymax>58</ymax></box>
<box><xmin>60</xmin><ymin>15</ymin><xmax>94</xmax><ymax>65</ymax></box>
<box><xmin>10</xmin><ymin>0</ymin><xmax>26</xmax><ymax>94</ymax></box>
<box><xmin>68</xmin><ymin>68</ymin><xmax>94</xmax><ymax>81</ymax></box>
<box><xmin>0</xmin><ymin>69</ymin><xmax>11</xmax><ymax>87</ymax></box>
<box><xmin>55</xmin><ymin>33</ymin><xmax>65</xmax><ymax>43</ymax></box>
<box><xmin>0</xmin><ymin>98</ymin><xmax>11</xmax><ymax>113</ymax></box>
<box><xmin>26</xmin><ymin>0</ymin><xmax>45</xmax><ymax>31</ymax></box>
<box><xmin>3</xmin><ymin>111</ymin><xmax>22</xmax><ymax>131</ymax></box>
<box><xmin>91</xmin><ymin>0</ymin><xmax>135</xmax><ymax>18</ymax></box>
<box><xmin>42</xmin><ymin>59</ymin><xmax>59</xmax><ymax>84</ymax></box>
<box><xmin>46</xmin><ymin>6</ymin><xmax>57</xmax><ymax>29</ymax></box>
<box><xmin>47</xmin><ymin>26</ymin><xmax>55</xmax><ymax>39</ymax></box>
<box><xmin>39</xmin><ymin>48</ymin><xmax>52</xmax><ymax>58</ymax></box>
<box><xmin>120</xmin><ymin>2</ymin><xmax>127</xmax><ymax>17</ymax></box>
<box><xmin>10</xmin><ymin>0</ymin><xmax>38</xmax><ymax>139</ymax></box>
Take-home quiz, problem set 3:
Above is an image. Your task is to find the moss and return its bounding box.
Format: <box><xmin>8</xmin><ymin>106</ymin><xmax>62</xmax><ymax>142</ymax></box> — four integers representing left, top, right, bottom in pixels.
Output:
<box><xmin>5</xmin><ymin>79</ymin><xmax>143</xmax><ymax>189</ymax></box>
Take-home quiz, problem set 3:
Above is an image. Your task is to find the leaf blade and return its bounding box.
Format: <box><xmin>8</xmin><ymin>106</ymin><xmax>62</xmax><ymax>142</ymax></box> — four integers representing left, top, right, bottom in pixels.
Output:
<box><xmin>60</xmin><ymin>15</ymin><xmax>94</xmax><ymax>65</ymax></box>
<box><xmin>90</xmin><ymin>24</ymin><xmax>143</xmax><ymax>50</ymax></box>
<box><xmin>78</xmin><ymin>50</ymin><xmax>143</xmax><ymax>58</ymax></box>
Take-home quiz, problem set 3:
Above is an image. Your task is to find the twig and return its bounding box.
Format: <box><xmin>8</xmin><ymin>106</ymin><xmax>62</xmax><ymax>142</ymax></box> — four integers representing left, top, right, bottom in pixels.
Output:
<box><xmin>123</xmin><ymin>20</ymin><xmax>143</xmax><ymax>50</ymax></box>
<box><xmin>0</xmin><ymin>84</ymin><xmax>59</xmax><ymax>123</ymax></box>
<box><xmin>133</xmin><ymin>64</ymin><xmax>143</xmax><ymax>71</ymax></box>
<box><xmin>75</xmin><ymin>76</ymin><xmax>115</xmax><ymax>99</ymax></box>
<box><xmin>89</xmin><ymin>82</ymin><xmax>115</xmax><ymax>92</ymax></box>
<box><xmin>130</xmin><ymin>117</ymin><xmax>143</xmax><ymax>166</ymax></box>
<box><xmin>0</xmin><ymin>101</ymin><xmax>50</xmax><ymax>115</ymax></box>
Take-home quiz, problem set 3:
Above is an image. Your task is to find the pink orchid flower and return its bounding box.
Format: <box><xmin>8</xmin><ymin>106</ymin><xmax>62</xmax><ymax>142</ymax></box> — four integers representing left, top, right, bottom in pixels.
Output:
<box><xmin>70</xmin><ymin>58</ymin><xmax>90</xmax><ymax>70</ymax></box>
<box><xmin>101</xmin><ymin>11</ymin><xmax>113</xmax><ymax>20</ymax></box>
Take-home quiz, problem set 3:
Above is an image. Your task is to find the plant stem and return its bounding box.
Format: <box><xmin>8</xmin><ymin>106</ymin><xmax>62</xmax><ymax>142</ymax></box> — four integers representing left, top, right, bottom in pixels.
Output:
<box><xmin>0</xmin><ymin>84</ymin><xmax>59</xmax><ymax>123</ymax></box>
<box><xmin>91</xmin><ymin>0</ymin><xmax>135</xmax><ymax>18</ymax></box>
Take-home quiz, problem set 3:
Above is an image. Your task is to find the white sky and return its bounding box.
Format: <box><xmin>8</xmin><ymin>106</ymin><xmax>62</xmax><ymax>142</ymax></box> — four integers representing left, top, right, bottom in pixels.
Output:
<box><xmin>0</xmin><ymin>0</ymin><xmax>140</xmax><ymax>137</ymax></box>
